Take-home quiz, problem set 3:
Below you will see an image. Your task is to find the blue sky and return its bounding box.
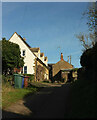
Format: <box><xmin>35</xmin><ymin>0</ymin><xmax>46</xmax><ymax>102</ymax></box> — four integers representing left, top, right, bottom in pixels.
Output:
<box><xmin>2</xmin><ymin>2</ymin><xmax>90</xmax><ymax>68</ymax></box>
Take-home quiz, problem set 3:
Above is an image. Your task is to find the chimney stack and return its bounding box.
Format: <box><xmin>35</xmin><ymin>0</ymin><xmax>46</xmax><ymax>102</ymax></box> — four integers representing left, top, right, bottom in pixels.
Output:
<box><xmin>23</xmin><ymin>38</ymin><xmax>26</xmax><ymax>41</ymax></box>
<box><xmin>61</xmin><ymin>53</ymin><xmax>63</xmax><ymax>61</ymax></box>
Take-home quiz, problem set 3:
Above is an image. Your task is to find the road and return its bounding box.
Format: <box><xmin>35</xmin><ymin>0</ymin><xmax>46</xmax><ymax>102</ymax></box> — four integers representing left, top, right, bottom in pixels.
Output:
<box><xmin>2</xmin><ymin>83</ymin><xmax>71</xmax><ymax>119</ymax></box>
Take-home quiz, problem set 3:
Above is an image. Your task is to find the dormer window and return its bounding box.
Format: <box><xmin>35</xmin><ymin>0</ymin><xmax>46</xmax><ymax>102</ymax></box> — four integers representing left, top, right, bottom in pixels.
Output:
<box><xmin>22</xmin><ymin>50</ymin><xmax>26</xmax><ymax>56</ymax></box>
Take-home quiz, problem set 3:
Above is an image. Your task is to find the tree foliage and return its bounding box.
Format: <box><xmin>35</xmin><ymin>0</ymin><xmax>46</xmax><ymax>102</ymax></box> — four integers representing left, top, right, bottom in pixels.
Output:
<box><xmin>78</xmin><ymin>2</ymin><xmax>97</xmax><ymax>83</ymax></box>
<box><xmin>2</xmin><ymin>38</ymin><xmax>24</xmax><ymax>75</ymax></box>
<box><xmin>83</xmin><ymin>3</ymin><xmax>96</xmax><ymax>32</ymax></box>
<box><xmin>76</xmin><ymin>2</ymin><xmax>97</xmax><ymax>50</ymax></box>
<box><xmin>80</xmin><ymin>39</ymin><xmax>97</xmax><ymax>82</ymax></box>
<box><xmin>80</xmin><ymin>48</ymin><xmax>93</xmax><ymax>68</ymax></box>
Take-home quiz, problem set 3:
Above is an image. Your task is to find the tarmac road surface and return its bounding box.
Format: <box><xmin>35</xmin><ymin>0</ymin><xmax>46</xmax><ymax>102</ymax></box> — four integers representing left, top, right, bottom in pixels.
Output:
<box><xmin>2</xmin><ymin>83</ymin><xmax>71</xmax><ymax>119</ymax></box>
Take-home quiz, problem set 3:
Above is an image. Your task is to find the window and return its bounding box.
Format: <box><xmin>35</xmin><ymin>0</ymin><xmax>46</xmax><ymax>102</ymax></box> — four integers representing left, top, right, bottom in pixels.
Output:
<box><xmin>22</xmin><ymin>50</ymin><xmax>26</xmax><ymax>56</ymax></box>
<box><xmin>24</xmin><ymin>66</ymin><xmax>27</xmax><ymax>74</ymax></box>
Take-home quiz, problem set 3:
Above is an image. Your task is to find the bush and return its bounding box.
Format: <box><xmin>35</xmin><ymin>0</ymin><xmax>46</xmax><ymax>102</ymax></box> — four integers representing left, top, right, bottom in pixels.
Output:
<box><xmin>23</xmin><ymin>74</ymin><xmax>35</xmax><ymax>82</ymax></box>
<box><xmin>2</xmin><ymin>75</ymin><xmax>14</xmax><ymax>85</ymax></box>
<box><xmin>43</xmin><ymin>80</ymin><xmax>50</xmax><ymax>83</ymax></box>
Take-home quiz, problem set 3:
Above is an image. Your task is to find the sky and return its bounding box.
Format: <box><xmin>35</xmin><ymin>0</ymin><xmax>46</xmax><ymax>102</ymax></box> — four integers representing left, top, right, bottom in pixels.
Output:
<box><xmin>2</xmin><ymin>2</ymin><xmax>91</xmax><ymax>68</ymax></box>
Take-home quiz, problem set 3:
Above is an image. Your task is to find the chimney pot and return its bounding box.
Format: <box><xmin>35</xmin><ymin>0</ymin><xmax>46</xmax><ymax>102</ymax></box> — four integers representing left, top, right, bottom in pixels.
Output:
<box><xmin>61</xmin><ymin>53</ymin><xmax>63</xmax><ymax>61</ymax></box>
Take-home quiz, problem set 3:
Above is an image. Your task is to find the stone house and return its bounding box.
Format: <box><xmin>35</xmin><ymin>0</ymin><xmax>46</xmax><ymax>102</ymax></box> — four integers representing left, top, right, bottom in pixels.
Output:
<box><xmin>49</xmin><ymin>53</ymin><xmax>74</xmax><ymax>83</ymax></box>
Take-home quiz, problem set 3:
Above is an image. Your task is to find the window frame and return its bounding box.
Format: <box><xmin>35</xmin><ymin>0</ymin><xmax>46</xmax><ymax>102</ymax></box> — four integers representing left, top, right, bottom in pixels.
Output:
<box><xmin>24</xmin><ymin>66</ymin><xmax>27</xmax><ymax>74</ymax></box>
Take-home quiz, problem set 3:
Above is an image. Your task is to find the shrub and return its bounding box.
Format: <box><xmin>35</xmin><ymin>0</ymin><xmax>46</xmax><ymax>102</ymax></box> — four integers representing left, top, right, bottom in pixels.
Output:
<box><xmin>43</xmin><ymin>80</ymin><xmax>50</xmax><ymax>83</ymax></box>
<box><xmin>23</xmin><ymin>74</ymin><xmax>35</xmax><ymax>82</ymax></box>
<box><xmin>2</xmin><ymin>75</ymin><xmax>14</xmax><ymax>84</ymax></box>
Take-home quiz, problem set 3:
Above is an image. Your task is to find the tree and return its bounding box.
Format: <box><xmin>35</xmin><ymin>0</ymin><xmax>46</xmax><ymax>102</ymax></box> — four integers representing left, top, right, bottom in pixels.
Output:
<box><xmin>80</xmin><ymin>48</ymin><xmax>93</xmax><ymax>69</ymax></box>
<box><xmin>77</xmin><ymin>2</ymin><xmax>97</xmax><ymax>83</ymax></box>
<box><xmin>76</xmin><ymin>33</ymin><xmax>95</xmax><ymax>50</ymax></box>
<box><xmin>83</xmin><ymin>3</ymin><xmax>96</xmax><ymax>32</ymax></box>
<box><xmin>76</xmin><ymin>2</ymin><xmax>97</xmax><ymax>50</ymax></box>
<box><xmin>2</xmin><ymin>38</ymin><xmax>24</xmax><ymax>75</ymax></box>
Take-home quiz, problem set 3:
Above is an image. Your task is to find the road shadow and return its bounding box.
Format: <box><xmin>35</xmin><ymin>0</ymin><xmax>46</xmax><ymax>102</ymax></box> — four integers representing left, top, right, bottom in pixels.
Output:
<box><xmin>2</xmin><ymin>83</ymin><xmax>71</xmax><ymax>119</ymax></box>
<box><xmin>2</xmin><ymin>110</ymin><xmax>32</xmax><ymax>120</ymax></box>
<box><xmin>23</xmin><ymin>83</ymin><xmax>71</xmax><ymax>119</ymax></box>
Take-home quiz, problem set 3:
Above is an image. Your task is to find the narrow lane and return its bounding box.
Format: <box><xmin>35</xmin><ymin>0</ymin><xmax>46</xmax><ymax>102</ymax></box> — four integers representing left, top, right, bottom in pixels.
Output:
<box><xmin>2</xmin><ymin>83</ymin><xmax>71</xmax><ymax>119</ymax></box>
<box><xmin>32</xmin><ymin>83</ymin><xmax>71</xmax><ymax>119</ymax></box>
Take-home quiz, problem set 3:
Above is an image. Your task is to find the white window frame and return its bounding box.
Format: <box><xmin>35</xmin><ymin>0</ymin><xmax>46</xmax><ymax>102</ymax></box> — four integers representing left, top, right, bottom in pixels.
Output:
<box><xmin>24</xmin><ymin>66</ymin><xmax>27</xmax><ymax>74</ymax></box>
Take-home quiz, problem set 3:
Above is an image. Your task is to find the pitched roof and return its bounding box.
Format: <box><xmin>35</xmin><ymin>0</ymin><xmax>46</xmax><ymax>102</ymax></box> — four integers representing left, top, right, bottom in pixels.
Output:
<box><xmin>9</xmin><ymin>32</ymin><xmax>31</xmax><ymax>48</ymax></box>
<box><xmin>18</xmin><ymin>35</ymin><xmax>31</xmax><ymax>48</ymax></box>
<box><xmin>36</xmin><ymin>57</ymin><xmax>49</xmax><ymax>70</ymax></box>
<box><xmin>55</xmin><ymin>60</ymin><xmax>73</xmax><ymax>70</ymax></box>
<box><xmin>9</xmin><ymin>32</ymin><xmax>38</xmax><ymax>58</ymax></box>
<box><xmin>53</xmin><ymin>60</ymin><xmax>73</xmax><ymax>76</ymax></box>
<box><xmin>30</xmin><ymin>48</ymin><xmax>40</xmax><ymax>52</ymax></box>
<box><xmin>40</xmin><ymin>53</ymin><xmax>44</xmax><ymax>57</ymax></box>
<box><xmin>9</xmin><ymin>32</ymin><xmax>48</xmax><ymax>68</ymax></box>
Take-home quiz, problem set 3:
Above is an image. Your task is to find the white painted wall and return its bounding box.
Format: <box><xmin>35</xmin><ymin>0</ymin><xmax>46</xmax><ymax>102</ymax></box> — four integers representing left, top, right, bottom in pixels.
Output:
<box><xmin>38</xmin><ymin>49</ymin><xmax>40</xmax><ymax>59</ymax></box>
<box><xmin>9</xmin><ymin>33</ymin><xmax>36</xmax><ymax>74</ymax></box>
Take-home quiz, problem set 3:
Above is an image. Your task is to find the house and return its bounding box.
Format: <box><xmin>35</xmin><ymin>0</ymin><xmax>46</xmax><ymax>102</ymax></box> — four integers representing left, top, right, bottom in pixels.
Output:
<box><xmin>35</xmin><ymin>57</ymin><xmax>49</xmax><ymax>81</ymax></box>
<box><xmin>9</xmin><ymin>32</ymin><xmax>49</xmax><ymax>81</ymax></box>
<box><xmin>30</xmin><ymin>47</ymin><xmax>40</xmax><ymax>58</ymax></box>
<box><xmin>49</xmin><ymin>53</ymin><xmax>74</xmax><ymax>83</ymax></box>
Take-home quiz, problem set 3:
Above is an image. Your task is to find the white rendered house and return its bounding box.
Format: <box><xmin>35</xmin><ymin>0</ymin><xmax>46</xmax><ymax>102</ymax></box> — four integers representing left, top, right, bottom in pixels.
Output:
<box><xmin>9</xmin><ymin>32</ymin><xmax>37</xmax><ymax>74</ymax></box>
<box><xmin>9</xmin><ymin>32</ymin><xmax>49</xmax><ymax>81</ymax></box>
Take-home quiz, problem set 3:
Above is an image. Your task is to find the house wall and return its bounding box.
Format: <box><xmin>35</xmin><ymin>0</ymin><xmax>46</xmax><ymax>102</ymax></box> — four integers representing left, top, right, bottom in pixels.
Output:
<box><xmin>52</xmin><ymin>65</ymin><xmax>60</xmax><ymax>77</ymax></box>
<box><xmin>9</xmin><ymin>33</ymin><xmax>36</xmax><ymax>74</ymax></box>
<box><xmin>61</xmin><ymin>71</ymin><xmax>70</xmax><ymax>82</ymax></box>
<box><xmin>35</xmin><ymin>60</ymin><xmax>49</xmax><ymax>81</ymax></box>
<box><xmin>37</xmin><ymin>60</ymin><xmax>49</xmax><ymax>80</ymax></box>
<box><xmin>72</xmin><ymin>71</ymin><xmax>77</xmax><ymax>80</ymax></box>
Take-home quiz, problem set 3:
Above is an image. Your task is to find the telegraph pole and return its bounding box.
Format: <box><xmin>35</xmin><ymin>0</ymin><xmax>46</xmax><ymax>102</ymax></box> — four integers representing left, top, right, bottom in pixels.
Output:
<box><xmin>67</xmin><ymin>56</ymin><xmax>69</xmax><ymax>63</ymax></box>
<box><xmin>70</xmin><ymin>55</ymin><xmax>71</xmax><ymax>64</ymax></box>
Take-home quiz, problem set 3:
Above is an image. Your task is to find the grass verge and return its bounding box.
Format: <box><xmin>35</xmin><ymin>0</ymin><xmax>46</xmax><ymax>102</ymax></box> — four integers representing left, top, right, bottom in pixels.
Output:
<box><xmin>2</xmin><ymin>82</ymin><xmax>38</xmax><ymax>109</ymax></box>
<box><xmin>2</xmin><ymin>80</ymin><xmax>64</xmax><ymax>110</ymax></box>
